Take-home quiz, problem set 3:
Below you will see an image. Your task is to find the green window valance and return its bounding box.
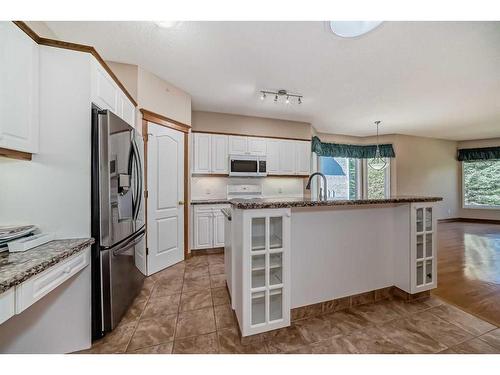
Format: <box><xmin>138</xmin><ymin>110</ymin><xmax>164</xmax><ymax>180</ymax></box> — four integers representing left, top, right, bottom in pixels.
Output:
<box><xmin>311</xmin><ymin>136</ymin><xmax>395</xmax><ymax>159</ymax></box>
<box><xmin>457</xmin><ymin>146</ymin><xmax>500</xmax><ymax>162</ymax></box>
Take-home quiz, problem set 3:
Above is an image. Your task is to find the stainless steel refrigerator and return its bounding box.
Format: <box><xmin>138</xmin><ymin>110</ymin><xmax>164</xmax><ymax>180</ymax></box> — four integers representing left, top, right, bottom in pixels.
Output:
<box><xmin>91</xmin><ymin>106</ymin><xmax>145</xmax><ymax>339</ymax></box>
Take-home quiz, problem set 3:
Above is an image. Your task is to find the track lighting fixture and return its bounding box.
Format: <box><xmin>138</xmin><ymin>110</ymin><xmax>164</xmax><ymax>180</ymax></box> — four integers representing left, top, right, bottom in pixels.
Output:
<box><xmin>259</xmin><ymin>89</ymin><xmax>303</xmax><ymax>105</ymax></box>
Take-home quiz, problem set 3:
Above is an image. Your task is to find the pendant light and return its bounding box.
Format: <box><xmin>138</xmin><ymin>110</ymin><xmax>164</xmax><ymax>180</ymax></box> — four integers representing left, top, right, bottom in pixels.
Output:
<box><xmin>368</xmin><ymin>121</ymin><xmax>387</xmax><ymax>171</ymax></box>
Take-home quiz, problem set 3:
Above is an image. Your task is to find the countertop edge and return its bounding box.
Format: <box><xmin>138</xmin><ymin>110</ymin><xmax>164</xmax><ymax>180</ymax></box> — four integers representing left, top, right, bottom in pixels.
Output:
<box><xmin>190</xmin><ymin>200</ymin><xmax>230</xmax><ymax>205</ymax></box>
<box><xmin>0</xmin><ymin>238</ymin><xmax>95</xmax><ymax>294</ymax></box>
<box><xmin>230</xmin><ymin>197</ymin><xmax>443</xmax><ymax>209</ymax></box>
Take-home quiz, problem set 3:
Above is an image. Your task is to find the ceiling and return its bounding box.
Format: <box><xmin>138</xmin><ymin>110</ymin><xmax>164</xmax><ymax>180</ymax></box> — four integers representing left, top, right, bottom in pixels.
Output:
<box><xmin>44</xmin><ymin>21</ymin><xmax>500</xmax><ymax>140</ymax></box>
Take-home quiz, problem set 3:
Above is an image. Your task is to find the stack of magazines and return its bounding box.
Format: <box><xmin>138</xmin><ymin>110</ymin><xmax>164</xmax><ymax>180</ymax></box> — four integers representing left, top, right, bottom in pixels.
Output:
<box><xmin>0</xmin><ymin>225</ymin><xmax>38</xmax><ymax>252</ymax></box>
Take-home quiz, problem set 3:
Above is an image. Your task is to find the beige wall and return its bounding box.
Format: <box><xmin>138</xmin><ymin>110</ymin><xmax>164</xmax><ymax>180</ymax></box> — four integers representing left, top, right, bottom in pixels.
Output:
<box><xmin>107</xmin><ymin>62</ymin><xmax>192</xmax><ymax>127</ymax></box>
<box><xmin>457</xmin><ymin>138</ymin><xmax>500</xmax><ymax>220</ymax></box>
<box><xmin>192</xmin><ymin>111</ymin><xmax>311</xmax><ymax>140</ymax></box>
<box><xmin>316</xmin><ymin>132</ymin><xmax>460</xmax><ymax>219</ymax></box>
<box><xmin>395</xmin><ymin>135</ymin><xmax>460</xmax><ymax>219</ymax></box>
<box><xmin>106</xmin><ymin>62</ymin><xmax>138</xmax><ymax>101</ymax></box>
<box><xmin>138</xmin><ymin>67</ymin><xmax>191</xmax><ymax>126</ymax></box>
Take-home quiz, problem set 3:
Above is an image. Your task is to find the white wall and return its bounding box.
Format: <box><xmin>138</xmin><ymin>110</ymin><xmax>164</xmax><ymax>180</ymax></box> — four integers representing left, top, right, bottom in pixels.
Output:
<box><xmin>0</xmin><ymin>47</ymin><xmax>92</xmax><ymax>237</ymax></box>
<box><xmin>25</xmin><ymin>21</ymin><xmax>58</xmax><ymax>39</ymax></box>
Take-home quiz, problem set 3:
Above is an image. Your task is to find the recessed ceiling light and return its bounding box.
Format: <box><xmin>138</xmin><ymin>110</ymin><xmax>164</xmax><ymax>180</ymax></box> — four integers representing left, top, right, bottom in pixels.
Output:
<box><xmin>154</xmin><ymin>21</ymin><xmax>179</xmax><ymax>29</ymax></box>
<box><xmin>329</xmin><ymin>21</ymin><xmax>383</xmax><ymax>38</ymax></box>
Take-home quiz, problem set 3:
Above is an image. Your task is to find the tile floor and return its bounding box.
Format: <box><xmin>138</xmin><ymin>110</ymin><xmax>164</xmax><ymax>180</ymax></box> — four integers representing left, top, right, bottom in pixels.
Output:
<box><xmin>80</xmin><ymin>253</ymin><xmax>500</xmax><ymax>354</ymax></box>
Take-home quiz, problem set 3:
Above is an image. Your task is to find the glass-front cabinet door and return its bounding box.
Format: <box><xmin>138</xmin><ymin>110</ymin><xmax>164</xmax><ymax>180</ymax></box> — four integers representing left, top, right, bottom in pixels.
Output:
<box><xmin>411</xmin><ymin>203</ymin><xmax>437</xmax><ymax>293</ymax></box>
<box><xmin>244</xmin><ymin>208</ymin><xmax>290</xmax><ymax>336</ymax></box>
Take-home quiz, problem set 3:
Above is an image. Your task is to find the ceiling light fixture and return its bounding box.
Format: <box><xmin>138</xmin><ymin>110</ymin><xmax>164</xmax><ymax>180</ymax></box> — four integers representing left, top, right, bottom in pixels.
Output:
<box><xmin>368</xmin><ymin>121</ymin><xmax>387</xmax><ymax>171</ymax></box>
<box><xmin>154</xmin><ymin>21</ymin><xmax>179</xmax><ymax>29</ymax></box>
<box><xmin>260</xmin><ymin>89</ymin><xmax>303</xmax><ymax>105</ymax></box>
<box><xmin>329</xmin><ymin>21</ymin><xmax>383</xmax><ymax>38</ymax></box>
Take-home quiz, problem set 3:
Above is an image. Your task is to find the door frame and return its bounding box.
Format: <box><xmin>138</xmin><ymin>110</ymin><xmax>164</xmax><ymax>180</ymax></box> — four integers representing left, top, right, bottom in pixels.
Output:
<box><xmin>140</xmin><ymin>108</ymin><xmax>191</xmax><ymax>261</ymax></box>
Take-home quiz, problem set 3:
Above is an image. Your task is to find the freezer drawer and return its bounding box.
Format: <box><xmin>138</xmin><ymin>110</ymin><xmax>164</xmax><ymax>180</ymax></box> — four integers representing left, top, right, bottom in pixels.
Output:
<box><xmin>101</xmin><ymin>230</ymin><xmax>145</xmax><ymax>331</ymax></box>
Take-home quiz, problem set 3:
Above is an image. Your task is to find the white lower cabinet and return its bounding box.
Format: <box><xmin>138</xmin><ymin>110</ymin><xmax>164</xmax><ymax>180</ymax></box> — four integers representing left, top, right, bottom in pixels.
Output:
<box><xmin>239</xmin><ymin>208</ymin><xmax>290</xmax><ymax>336</ymax></box>
<box><xmin>213</xmin><ymin>210</ymin><xmax>226</xmax><ymax>247</ymax></box>
<box><xmin>192</xmin><ymin>204</ymin><xmax>230</xmax><ymax>250</ymax></box>
<box><xmin>15</xmin><ymin>248</ymin><xmax>90</xmax><ymax>314</ymax></box>
<box><xmin>0</xmin><ymin>247</ymin><xmax>90</xmax><ymax>326</ymax></box>
<box><xmin>0</xmin><ymin>289</ymin><xmax>15</xmax><ymax>325</ymax></box>
<box><xmin>410</xmin><ymin>203</ymin><xmax>437</xmax><ymax>293</ymax></box>
<box><xmin>193</xmin><ymin>207</ymin><xmax>213</xmax><ymax>249</ymax></box>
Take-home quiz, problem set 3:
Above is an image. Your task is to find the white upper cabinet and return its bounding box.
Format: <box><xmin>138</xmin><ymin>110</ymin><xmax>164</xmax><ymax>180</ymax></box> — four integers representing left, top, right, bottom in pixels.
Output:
<box><xmin>0</xmin><ymin>22</ymin><xmax>39</xmax><ymax>154</ymax></box>
<box><xmin>229</xmin><ymin>136</ymin><xmax>267</xmax><ymax>155</ymax></box>
<box><xmin>193</xmin><ymin>133</ymin><xmax>212</xmax><ymax>173</ymax></box>
<box><xmin>295</xmin><ymin>141</ymin><xmax>311</xmax><ymax>175</ymax></box>
<box><xmin>118</xmin><ymin>91</ymin><xmax>136</xmax><ymax>127</ymax></box>
<box><xmin>229</xmin><ymin>136</ymin><xmax>248</xmax><ymax>154</ymax></box>
<box><xmin>266</xmin><ymin>139</ymin><xmax>281</xmax><ymax>174</ymax></box>
<box><xmin>211</xmin><ymin>134</ymin><xmax>229</xmax><ymax>174</ymax></box>
<box><xmin>193</xmin><ymin>133</ymin><xmax>229</xmax><ymax>174</ymax></box>
<box><xmin>247</xmin><ymin>137</ymin><xmax>267</xmax><ymax>155</ymax></box>
<box><xmin>279</xmin><ymin>140</ymin><xmax>296</xmax><ymax>174</ymax></box>
<box><xmin>192</xmin><ymin>132</ymin><xmax>310</xmax><ymax>176</ymax></box>
<box><xmin>90</xmin><ymin>60</ymin><xmax>135</xmax><ymax>127</ymax></box>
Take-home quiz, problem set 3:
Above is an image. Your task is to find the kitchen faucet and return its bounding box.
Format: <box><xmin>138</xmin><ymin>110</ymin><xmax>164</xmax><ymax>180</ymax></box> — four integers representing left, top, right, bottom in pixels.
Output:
<box><xmin>305</xmin><ymin>172</ymin><xmax>328</xmax><ymax>201</ymax></box>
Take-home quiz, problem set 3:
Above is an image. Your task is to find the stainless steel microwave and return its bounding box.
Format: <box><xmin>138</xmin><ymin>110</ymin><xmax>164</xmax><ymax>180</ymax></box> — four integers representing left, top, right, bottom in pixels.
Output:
<box><xmin>229</xmin><ymin>154</ymin><xmax>267</xmax><ymax>177</ymax></box>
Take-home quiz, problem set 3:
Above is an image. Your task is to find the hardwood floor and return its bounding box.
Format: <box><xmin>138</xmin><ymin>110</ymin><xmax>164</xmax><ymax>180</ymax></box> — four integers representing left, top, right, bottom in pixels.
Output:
<box><xmin>434</xmin><ymin>221</ymin><xmax>500</xmax><ymax>327</ymax></box>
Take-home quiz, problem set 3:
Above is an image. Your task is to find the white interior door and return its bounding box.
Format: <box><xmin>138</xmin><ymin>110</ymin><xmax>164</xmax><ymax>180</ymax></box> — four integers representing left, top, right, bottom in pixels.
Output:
<box><xmin>147</xmin><ymin>122</ymin><xmax>184</xmax><ymax>275</ymax></box>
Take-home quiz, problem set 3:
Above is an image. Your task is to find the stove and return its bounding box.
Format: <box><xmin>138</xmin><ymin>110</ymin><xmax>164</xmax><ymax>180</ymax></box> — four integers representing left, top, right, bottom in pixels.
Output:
<box><xmin>227</xmin><ymin>184</ymin><xmax>263</xmax><ymax>200</ymax></box>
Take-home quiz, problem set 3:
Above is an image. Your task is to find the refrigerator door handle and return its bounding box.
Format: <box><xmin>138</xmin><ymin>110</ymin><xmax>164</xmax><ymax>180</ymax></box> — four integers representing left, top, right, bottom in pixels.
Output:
<box><xmin>131</xmin><ymin>135</ymin><xmax>143</xmax><ymax>222</ymax></box>
<box><xmin>112</xmin><ymin>230</ymin><xmax>145</xmax><ymax>256</ymax></box>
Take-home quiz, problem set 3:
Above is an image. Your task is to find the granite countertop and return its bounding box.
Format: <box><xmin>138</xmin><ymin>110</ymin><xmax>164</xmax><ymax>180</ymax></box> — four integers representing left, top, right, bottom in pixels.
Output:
<box><xmin>0</xmin><ymin>238</ymin><xmax>94</xmax><ymax>294</ymax></box>
<box><xmin>229</xmin><ymin>196</ymin><xmax>443</xmax><ymax>209</ymax></box>
<box><xmin>191</xmin><ymin>199</ymin><xmax>230</xmax><ymax>205</ymax></box>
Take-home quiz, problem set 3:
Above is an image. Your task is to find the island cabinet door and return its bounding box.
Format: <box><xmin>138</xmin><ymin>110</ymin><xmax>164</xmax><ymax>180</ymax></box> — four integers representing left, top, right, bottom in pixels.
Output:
<box><xmin>241</xmin><ymin>208</ymin><xmax>291</xmax><ymax>336</ymax></box>
<box><xmin>410</xmin><ymin>203</ymin><xmax>437</xmax><ymax>293</ymax></box>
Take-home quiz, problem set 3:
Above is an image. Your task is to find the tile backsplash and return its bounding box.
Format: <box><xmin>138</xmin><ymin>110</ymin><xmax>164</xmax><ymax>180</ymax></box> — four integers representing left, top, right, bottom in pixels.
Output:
<box><xmin>191</xmin><ymin>177</ymin><xmax>306</xmax><ymax>200</ymax></box>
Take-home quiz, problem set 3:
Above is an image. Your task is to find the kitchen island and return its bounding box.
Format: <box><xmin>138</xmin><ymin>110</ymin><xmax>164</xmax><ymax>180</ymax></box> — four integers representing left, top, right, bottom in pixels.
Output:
<box><xmin>223</xmin><ymin>196</ymin><xmax>442</xmax><ymax>336</ymax></box>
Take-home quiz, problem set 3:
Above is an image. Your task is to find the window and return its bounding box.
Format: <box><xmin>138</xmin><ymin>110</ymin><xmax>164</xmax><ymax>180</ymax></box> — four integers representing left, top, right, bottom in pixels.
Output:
<box><xmin>462</xmin><ymin>160</ymin><xmax>500</xmax><ymax>208</ymax></box>
<box><xmin>319</xmin><ymin>157</ymin><xmax>360</xmax><ymax>199</ymax></box>
<box><xmin>364</xmin><ymin>158</ymin><xmax>391</xmax><ymax>199</ymax></box>
<box><xmin>318</xmin><ymin>156</ymin><xmax>390</xmax><ymax>200</ymax></box>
